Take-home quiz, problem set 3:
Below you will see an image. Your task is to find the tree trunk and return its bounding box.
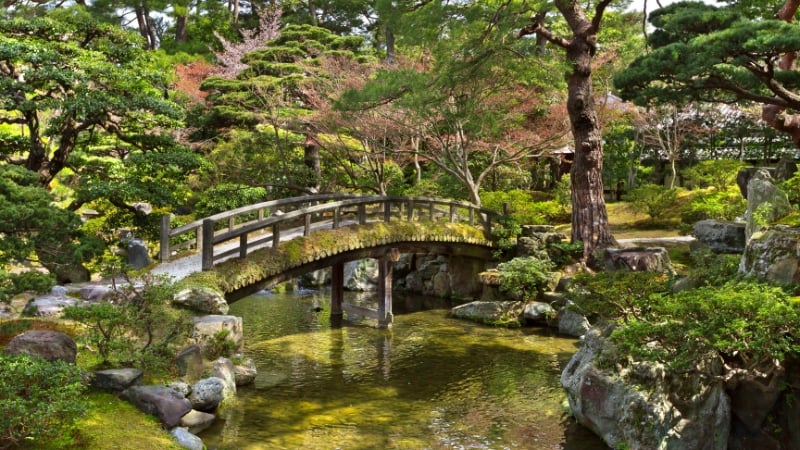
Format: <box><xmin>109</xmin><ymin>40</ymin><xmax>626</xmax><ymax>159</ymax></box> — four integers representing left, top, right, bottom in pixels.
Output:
<box><xmin>762</xmin><ymin>0</ymin><xmax>800</xmax><ymax>146</ymax></box>
<box><xmin>175</xmin><ymin>15</ymin><xmax>188</xmax><ymax>42</ymax></box>
<box><xmin>563</xmin><ymin>21</ymin><xmax>616</xmax><ymax>256</ymax></box>
<box><xmin>519</xmin><ymin>0</ymin><xmax>616</xmax><ymax>257</ymax></box>
<box><xmin>385</xmin><ymin>27</ymin><xmax>396</xmax><ymax>64</ymax></box>
<box><xmin>304</xmin><ymin>134</ymin><xmax>321</xmax><ymax>193</ymax></box>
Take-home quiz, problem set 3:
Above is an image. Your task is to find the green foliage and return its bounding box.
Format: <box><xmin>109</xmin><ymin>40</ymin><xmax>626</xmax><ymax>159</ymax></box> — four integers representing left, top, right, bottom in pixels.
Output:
<box><xmin>682</xmin><ymin>160</ymin><xmax>745</xmax><ymax>191</ymax></box>
<box><xmin>779</xmin><ymin>170</ymin><xmax>800</xmax><ymax>206</ymax></box>
<box><xmin>610</xmin><ymin>282</ymin><xmax>800</xmax><ymax>376</ymax></box>
<box><xmin>679</xmin><ymin>188</ymin><xmax>746</xmax><ymax>225</ymax></box>
<box><xmin>481</xmin><ymin>189</ymin><xmax>570</xmax><ymax>226</ymax></box>
<box><xmin>64</xmin><ymin>274</ymin><xmax>191</xmax><ymax>372</ymax></box>
<box><xmin>548</xmin><ymin>241</ymin><xmax>584</xmax><ymax>268</ymax></box>
<box><xmin>0</xmin><ymin>354</ymin><xmax>87</xmax><ymax>449</ymax></box>
<box><xmin>496</xmin><ymin>257</ymin><xmax>555</xmax><ymax>301</ymax></box>
<box><xmin>194</xmin><ymin>183</ymin><xmax>267</xmax><ymax>217</ymax></box>
<box><xmin>0</xmin><ymin>9</ymin><xmax>186</xmax><ymax>185</ymax></box>
<box><xmin>0</xmin><ymin>165</ymin><xmax>103</xmax><ymax>297</ymax></box>
<box><xmin>204</xmin><ymin>329</ymin><xmax>237</xmax><ymax>359</ymax></box>
<box><xmin>624</xmin><ymin>184</ymin><xmax>680</xmax><ymax>222</ymax></box>
<box><xmin>489</xmin><ymin>216</ymin><xmax>521</xmax><ymax>259</ymax></box>
<box><xmin>614</xmin><ymin>1</ymin><xmax>800</xmax><ymax>150</ymax></box>
<box><xmin>685</xmin><ymin>249</ymin><xmax>741</xmax><ymax>288</ymax></box>
<box><xmin>569</xmin><ymin>271</ymin><xmax>673</xmax><ymax>323</ymax></box>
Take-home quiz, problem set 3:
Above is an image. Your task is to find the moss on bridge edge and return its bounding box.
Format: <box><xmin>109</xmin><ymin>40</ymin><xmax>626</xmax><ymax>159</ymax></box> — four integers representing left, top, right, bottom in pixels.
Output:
<box><xmin>178</xmin><ymin>221</ymin><xmax>493</xmax><ymax>294</ymax></box>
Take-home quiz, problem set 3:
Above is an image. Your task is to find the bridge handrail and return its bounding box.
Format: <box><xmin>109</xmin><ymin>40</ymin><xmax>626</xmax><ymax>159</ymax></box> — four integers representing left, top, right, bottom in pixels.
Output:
<box><xmin>159</xmin><ymin>193</ymin><xmax>363</xmax><ymax>261</ymax></box>
<box><xmin>159</xmin><ymin>194</ymin><xmax>503</xmax><ymax>270</ymax></box>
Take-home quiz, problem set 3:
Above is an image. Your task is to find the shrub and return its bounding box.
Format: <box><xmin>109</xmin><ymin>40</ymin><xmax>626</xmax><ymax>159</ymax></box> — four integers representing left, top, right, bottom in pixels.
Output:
<box><xmin>779</xmin><ymin>170</ymin><xmax>800</xmax><ymax>206</ymax></box>
<box><xmin>496</xmin><ymin>257</ymin><xmax>555</xmax><ymax>301</ymax></box>
<box><xmin>548</xmin><ymin>240</ymin><xmax>584</xmax><ymax>268</ymax></box>
<box><xmin>481</xmin><ymin>189</ymin><xmax>570</xmax><ymax>226</ymax></box>
<box><xmin>193</xmin><ymin>183</ymin><xmax>267</xmax><ymax>218</ymax></box>
<box><xmin>685</xmin><ymin>249</ymin><xmax>741</xmax><ymax>287</ymax></box>
<box><xmin>624</xmin><ymin>184</ymin><xmax>681</xmax><ymax>223</ymax></box>
<box><xmin>682</xmin><ymin>160</ymin><xmax>745</xmax><ymax>191</ymax></box>
<box><xmin>610</xmin><ymin>282</ymin><xmax>800</xmax><ymax>377</ymax></box>
<box><xmin>64</xmin><ymin>274</ymin><xmax>191</xmax><ymax>372</ymax></box>
<box><xmin>0</xmin><ymin>354</ymin><xmax>87</xmax><ymax>448</ymax></box>
<box><xmin>679</xmin><ymin>188</ymin><xmax>746</xmax><ymax>225</ymax></box>
<box><xmin>569</xmin><ymin>270</ymin><xmax>672</xmax><ymax>323</ymax></box>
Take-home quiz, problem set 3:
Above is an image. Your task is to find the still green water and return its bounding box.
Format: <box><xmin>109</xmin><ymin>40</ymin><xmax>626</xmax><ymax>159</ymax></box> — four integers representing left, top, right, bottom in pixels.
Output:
<box><xmin>199</xmin><ymin>291</ymin><xmax>607</xmax><ymax>450</ymax></box>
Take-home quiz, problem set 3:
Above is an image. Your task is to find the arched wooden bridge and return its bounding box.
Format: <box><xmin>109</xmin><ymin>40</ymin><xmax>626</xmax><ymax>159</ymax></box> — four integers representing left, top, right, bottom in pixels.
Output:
<box><xmin>158</xmin><ymin>194</ymin><xmax>505</xmax><ymax>327</ymax></box>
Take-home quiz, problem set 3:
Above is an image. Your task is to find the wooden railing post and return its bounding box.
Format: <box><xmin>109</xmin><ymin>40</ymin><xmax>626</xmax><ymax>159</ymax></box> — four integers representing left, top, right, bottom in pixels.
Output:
<box><xmin>406</xmin><ymin>199</ymin><xmax>414</xmax><ymax>221</ymax></box>
<box><xmin>469</xmin><ymin>207</ymin><xmax>475</xmax><ymax>225</ymax></box>
<box><xmin>202</xmin><ymin>219</ymin><xmax>215</xmax><ymax>271</ymax></box>
<box><xmin>272</xmin><ymin>223</ymin><xmax>281</xmax><ymax>248</ymax></box>
<box><xmin>239</xmin><ymin>234</ymin><xmax>248</xmax><ymax>259</ymax></box>
<box><xmin>428</xmin><ymin>201</ymin><xmax>434</xmax><ymax>220</ymax></box>
<box><xmin>449</xmin><ymin>204</ymin><xmax>457</xmax><ymax>223</ymax></box>
<box><xmin>304</xmin><ymin>213</ymin><xmax>311</xmax><ymax>236</ymax></box>
<box><xmin>358</xmin><ymin>204</ymin><xmax>366</xmax><ymax>224</ymax></box>
<box><xmin>159</xmin><ymin>215</ymin><xmax>171</xmax><ymax>262</ymax></box>
<box><xmin>384</xmin><ymin>200</ymin><xmax>391</xmax><ymax>223</ymax></box>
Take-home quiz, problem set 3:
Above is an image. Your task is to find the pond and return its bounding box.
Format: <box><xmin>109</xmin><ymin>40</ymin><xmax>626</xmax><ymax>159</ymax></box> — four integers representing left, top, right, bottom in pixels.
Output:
<box><xmin>199</xmin><ymin>290</ymin><xmax>607</xmax><ymax>449</ymax></box>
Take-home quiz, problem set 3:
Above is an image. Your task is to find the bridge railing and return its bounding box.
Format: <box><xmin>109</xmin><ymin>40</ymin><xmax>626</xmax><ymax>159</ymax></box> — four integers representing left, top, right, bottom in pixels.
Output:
<box><xmin>159</xmin><ymin>194</ymin><xmax>502</xmax><ymax>271</ymax></box>
<box><xmin>159</xmin><ymin>194</ymin><xmax>362</xmax><ymax>262</ymax></box>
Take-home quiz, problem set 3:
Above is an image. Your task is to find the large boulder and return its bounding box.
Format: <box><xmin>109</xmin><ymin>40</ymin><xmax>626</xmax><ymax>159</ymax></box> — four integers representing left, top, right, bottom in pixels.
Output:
<box><xmin>212</xmin><ymin>357</ymin><xmax>238</xmax><ymax>399</ymax></box>
<box><xmin>127</xmin><ymin>238</ymin><xmax>153</xmax><ymax>270</ymax></box>
<box><xmin>602</xmin><ymin>247</ymin><xmax>674</xmax><ymax>274</ymax></box>
<box><xmin>234</xmin><ymin>358</ymin><xmax>258</xmax><ymax>386</ymax></box>
<box><xmin>23</xmin><ymin>295</ymin><xmax>78</xmax><ymax>317</ymax></box>
<box><xmin>173</xmin><ymin>345</ymin><xmax>204</xmax><ymax>382</ymax></box>
<box><xmin>736</xmin><ymin>167</ymin><xmax>762</xmax><ymax>199</ymax></box>
<box><xmin>170</xmin><ymin>427</ymin><xmax>204</xmax><ymax>450</ymax></box>
<box><xmin>692</xmin><ymin>220</ymin><xmax>747</xmax><ymax>254</ymax></box>
<box><xmin>191</xmin><ymin>315</ymin><xmax>243</xmax><ymax>353</ymax></box>
<box><xmin>180</xmin><ymin>410</ymin><xmax>216</xmax><ymax>434</ymax></box>
<box><xmin>557</xmin><ymin>306</ymin><xmax>590</xmax><ymax>338</ymax></box>
<box><xmin>739</xmin><ymin>226</ymin><xmax>800</xmax><ymax>285</ymax></box>
<box><xmin>561</xmin><ymin>326</ymin><xmax>730</xmax><ymax>449</ymax></box>
<box><xmin>173</xmin><ymin>287</ymin><xmax>229</xmax><ymax>314</ymax></box>
<box><xmin>188</xmin><ymin>377</ymin><xmax>226</xmax><ymax>412</ymax></box>
<box><xmin>450</xmin><ymin>301</ymin><xmax>524</xmax><ymax>326</ymax></box>
<box><xmin>4</xmin><ymin>330</ymin><xmax>77</xmax><ymax>363</ymax></box>
<box><xmin>122</xmin><ymin>385</ymin><xmax>193</xmax><ymax>428</ymax></box>
<box><xmin>773</xmin><ymin>157</ymin><xmax>798</xmax><ymax>183</ymax></box>
<box><xmin>399</xmin><ymin>254</ymin><xmax>484</xmax><ymax>299</ymax></box>
<box><xmin>744</xmin><ymin>169</ymin><xmax>791</xmax><ymax>240</ymax></box>
<box><xmin>344</xmin><ymin>259</ymin><xmax>378</xmax><ymax>291</ymax></box>
<box><xmin>523</xmin><ymin>301</ymin><xmax>556</xmax><ymax>325</ymax></box>
<box><xmin>91</xmin><ymin>368</ymin><xmax>143</xmax><ymax>392</ymax></box>
<box><xmin>517</xmin><ymin>225</ymin><xmax>568</xmax><ymax>260</ymax></box>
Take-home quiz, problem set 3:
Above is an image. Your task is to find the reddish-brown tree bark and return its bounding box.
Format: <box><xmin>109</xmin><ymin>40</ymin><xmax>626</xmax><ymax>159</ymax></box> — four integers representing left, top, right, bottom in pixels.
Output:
<box><xmin>762</xmin><ymin>0</ymin><xmax>800</xmax><ymax>146</ymax></box>
<box><xmin>519</xmin><ymin>0</ymin><xmax>616</xmax><ymax>257</ymax></box>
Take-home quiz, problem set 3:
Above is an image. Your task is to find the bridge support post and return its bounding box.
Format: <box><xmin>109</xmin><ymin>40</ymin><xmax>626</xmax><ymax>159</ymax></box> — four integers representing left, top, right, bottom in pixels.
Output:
<box><xmin>331</xmin><ymin>262</ymin><xmax>344</xmax><ymax>318</ymax></box>
<box><xmin>377</xmin><ymin>249</ymin><xmax>400</xmax><ymax>329</ymax></box>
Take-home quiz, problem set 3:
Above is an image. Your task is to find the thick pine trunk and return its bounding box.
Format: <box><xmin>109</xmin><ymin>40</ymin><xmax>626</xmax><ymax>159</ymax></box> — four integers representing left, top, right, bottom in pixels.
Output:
<box><xmin>566</xmin><ymin>39</ymin><xmax>616</xmax><ymax>256</ymax></box>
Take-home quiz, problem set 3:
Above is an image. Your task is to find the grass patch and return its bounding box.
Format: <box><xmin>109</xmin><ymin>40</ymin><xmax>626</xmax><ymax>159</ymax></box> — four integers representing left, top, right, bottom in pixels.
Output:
<box><xmin>66</xmin><ymin>392</ymin><xmax>183</xmax><ymax>450</ymax></box>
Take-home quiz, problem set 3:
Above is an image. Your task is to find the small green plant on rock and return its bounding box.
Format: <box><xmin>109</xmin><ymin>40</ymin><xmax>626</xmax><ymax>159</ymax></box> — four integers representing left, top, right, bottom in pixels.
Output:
<box><xmin>204</xmin><ymin>329</ymin><xmax>237</xmax><ymax>359</ymax></box>
<box><xmin>496</xmin><ymin>257</ymin><xmax>555</xmax><ymax>301</ymax></box>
